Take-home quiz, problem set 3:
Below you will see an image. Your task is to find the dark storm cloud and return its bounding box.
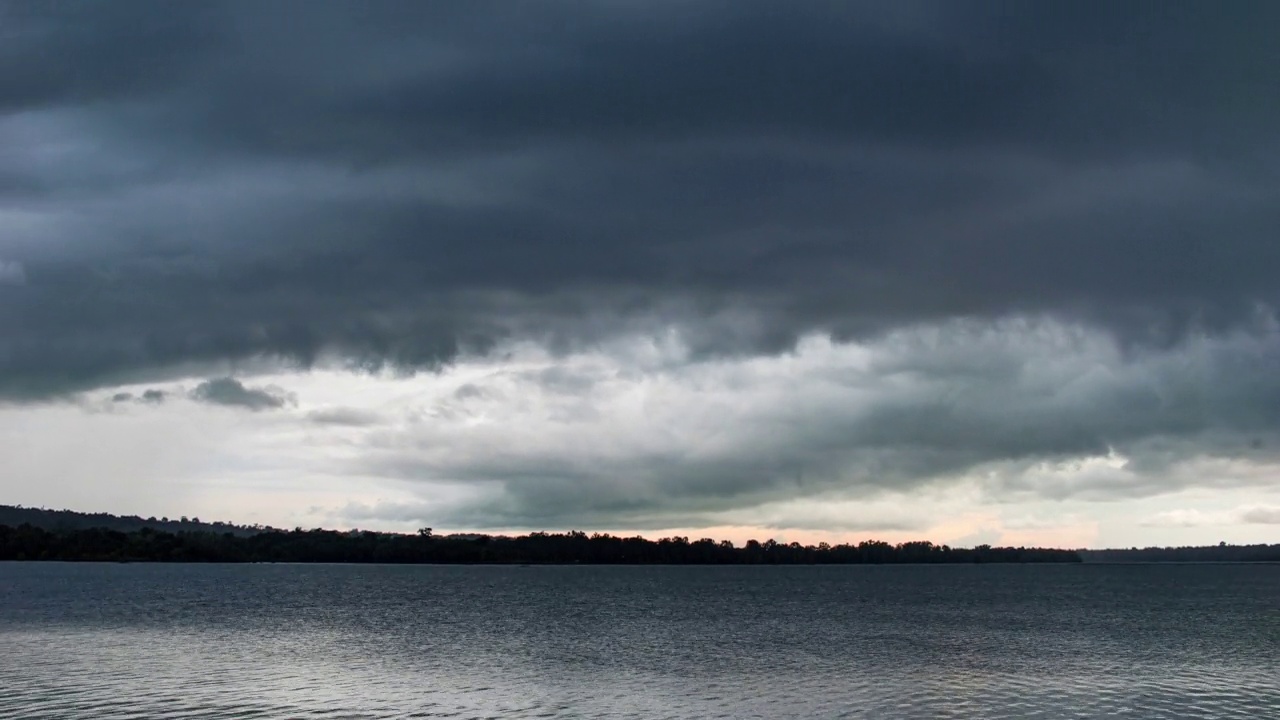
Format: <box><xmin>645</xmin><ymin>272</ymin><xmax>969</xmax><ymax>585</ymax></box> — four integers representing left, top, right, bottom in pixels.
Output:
<box><xmin>0</xmin><ymin>2</ymin><xmax>222</xmax><ymax>112</ymax></box>
<box><xmin>190</xmin><ymin>377</ymin><xmax>293</xmax><ymax>411</ymax></box>
<box><xmin>0</xmin><ymin>260</ymin><xmax>25</xmax><ymax>285</ymax></box>
<box><xmin>0</xmin><ymin>1</ymin><xmax>1277</xmax><ymax>401</ymax></box>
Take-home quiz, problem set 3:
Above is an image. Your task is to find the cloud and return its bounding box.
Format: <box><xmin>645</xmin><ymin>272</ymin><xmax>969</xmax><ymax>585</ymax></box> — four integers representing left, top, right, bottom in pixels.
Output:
<box><xmin>190</xmin><ymin>377</ymin><xmax>294</xmax><ymax>411</ymax></box>
<box><xmin>1142</xmin><ymin>509</ymin><xmax>1238</xmax><ymax>528</ymax></box>
<box><xmin>1143</xmin><ymin>505</ymin><xmax>1280</xmax><ymax>527</ymax></box>
<box><xmin>140</xmin><ymin>389</ymin><xmax>167</xmax><ymax>404</ymax></box>
<box><xmin>307</xmin><ymin>406</ymin><xmax>382</xmax><ymax>427</ymax></box>
<box><xmin>109</xmin><ymin>388</ymin><xmax>167</xmax><ymax>405</ymax></box>
<box><xmin>2</xmin><ymin>3</ymin><xmax>1279</xmax><ymax>536</ymax></box>
<box><xmin>1241</xmin><ymin>507</ymin><xmax>1280</xmax><ymax>525</ymax></box>
<box><xmin>0</xmin><ymin>3</ymin><xmax>1276</xmax><ymax>399</ymax></box>
<box><xmin>0</xmin><ymin>261</ymin><xmax>25</xmax><ymax>286</ymax></box>
<box><xmin>286</xmin><ymin>316</ymin><xmax>1280</xmax><ymax>530</ymax></box>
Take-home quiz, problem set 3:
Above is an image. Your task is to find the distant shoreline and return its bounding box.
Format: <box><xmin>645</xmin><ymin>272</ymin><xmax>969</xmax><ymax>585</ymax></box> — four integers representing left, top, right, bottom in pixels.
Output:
<box><xmin>0</xmin><ymin>524</ymin><xmax>1081</xmax><ymax>564</ymax></box>
<box><xmin>3</xmin><ymin>559</ymin><xmax>1279</xmax><ymax>567</ymax></box>
<box><xmin>3</xmin><ymin>506</ymin><xmax>1277</xmax><ymax>564</ymax></box>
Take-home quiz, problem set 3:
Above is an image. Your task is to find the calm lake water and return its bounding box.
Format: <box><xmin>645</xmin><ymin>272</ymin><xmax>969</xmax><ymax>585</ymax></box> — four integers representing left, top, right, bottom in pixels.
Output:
<box><xmin>0</xmin><ymin>563</ymin><xmax>1276</xmax><ymax>719</ymax></box>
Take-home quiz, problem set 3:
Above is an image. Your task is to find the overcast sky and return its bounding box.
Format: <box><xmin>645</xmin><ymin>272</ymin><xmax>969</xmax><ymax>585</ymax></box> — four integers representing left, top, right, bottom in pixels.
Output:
<box><xmin>2</xmin><ymin>1</ymin><xmax>1278</xmax><ymax>547</ymax></box>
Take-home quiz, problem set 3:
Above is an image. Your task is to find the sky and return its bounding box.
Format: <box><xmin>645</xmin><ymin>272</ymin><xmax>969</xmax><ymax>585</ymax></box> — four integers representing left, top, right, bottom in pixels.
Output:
<box><xmin>2</xmin><ymin>1</ymin><xmax>1279</xmax><ymax>548</ymax></box>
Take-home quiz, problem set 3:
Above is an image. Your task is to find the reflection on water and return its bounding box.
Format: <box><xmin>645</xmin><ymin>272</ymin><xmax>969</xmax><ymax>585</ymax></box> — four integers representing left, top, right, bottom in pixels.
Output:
<box><xmin>1</xmin><ymin>563</ymin><xmax>1277</xmax><ymax>719</ymax></box>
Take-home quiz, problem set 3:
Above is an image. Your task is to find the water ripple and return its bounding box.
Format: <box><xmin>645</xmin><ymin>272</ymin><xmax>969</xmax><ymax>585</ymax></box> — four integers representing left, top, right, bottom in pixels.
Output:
<box><xmin>0</xmin><ymin>563</ymin><xmax>1277</xmax><ymax>719</ymax></box>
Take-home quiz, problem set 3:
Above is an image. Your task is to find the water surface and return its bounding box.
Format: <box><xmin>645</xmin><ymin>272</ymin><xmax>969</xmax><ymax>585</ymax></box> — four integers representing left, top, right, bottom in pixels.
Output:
<box><xmin>1</xmin><ymin>563</ymin><xmax>1276</xmax><ymax>719</ymax></box>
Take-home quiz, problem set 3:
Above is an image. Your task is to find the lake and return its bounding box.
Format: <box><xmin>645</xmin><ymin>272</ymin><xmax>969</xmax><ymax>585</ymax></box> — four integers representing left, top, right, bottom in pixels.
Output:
<box><xmin>0</xmin><ymin>563</ymin><xmax>1276</xmax><ymax>719</ymax></box>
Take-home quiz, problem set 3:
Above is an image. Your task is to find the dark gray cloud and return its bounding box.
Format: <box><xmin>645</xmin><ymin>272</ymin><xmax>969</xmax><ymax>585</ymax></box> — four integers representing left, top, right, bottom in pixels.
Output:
<box><xmin>0</xmin><ymin>260</ymin><xmax>24</xmax><ymax>286</ymax></box>
<box><xmin>0</xmin><ymin>1</ymin><xmax>1277</xmax><ymax>399</ymax></box>
<box><xmin>110</xmin><ymin>388</ymin><xmax>167</xmax><ymax>404</ymax></box>
<box><xmin>139</xmin><ymin>388</ymin><xmax>167</xmax><ymax>404</ymax></box>
<box><xmin>190</xmin><ymin>377</ymin><xmax>293</xmax><ymax>411</ymax></box>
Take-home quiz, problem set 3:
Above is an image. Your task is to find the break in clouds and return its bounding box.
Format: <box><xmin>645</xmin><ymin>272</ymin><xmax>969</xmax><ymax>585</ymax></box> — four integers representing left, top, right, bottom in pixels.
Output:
<box><xmin>1</xmin><ymin>2</ymin><xmax>1278</xmax><ymax>533</ymax></box>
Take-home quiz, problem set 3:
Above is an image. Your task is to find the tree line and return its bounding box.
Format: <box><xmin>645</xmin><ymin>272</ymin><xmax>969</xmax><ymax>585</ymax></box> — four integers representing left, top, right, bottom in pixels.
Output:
<box><xmin>0</xmin><ymin>524</ymin><xmax>1082</xmax><ymax>564</ymax></box>
<box><xmin>0</xmin><ymin>504</ymin><xmax>269</xmax><ymax>537</ymax></box>
<box><xmin>1079</xmin><ymin>544</ymin><xmax>1280</xmax><ymax>563</ymax></box>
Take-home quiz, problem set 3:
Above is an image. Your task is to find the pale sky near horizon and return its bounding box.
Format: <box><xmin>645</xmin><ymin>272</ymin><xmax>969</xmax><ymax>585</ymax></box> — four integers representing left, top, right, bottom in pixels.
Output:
<box><xmin>2</xmin><ymin>2</ymin><xmax>1279</xmax><ymax>548</ymax></box>
<box><xmin>4</xmin><ymin>333</ymin><xmax>1279</xmax><ymax>549</ymax></box>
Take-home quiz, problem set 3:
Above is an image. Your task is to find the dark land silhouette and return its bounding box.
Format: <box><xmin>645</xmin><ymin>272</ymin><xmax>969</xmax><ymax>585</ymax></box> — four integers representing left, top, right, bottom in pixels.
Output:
<box><xmin>1078</xmin><ymin>545</ymin><xmax>1280</xmax><ymax>563</ymax></box>
<box><xmin>1</xmin><ymin>505</ymin><xmax>1274</xmax><ymax>564</ymax></box>
<box><xmin>0</xmin><ymin>523</ymin><xmax>1079</xmax><ymax>564</ymax></box>
<box><xmin>0</xmin><ymin>504</ymin><xmax>271</xmax><ymax>537</ymax></box>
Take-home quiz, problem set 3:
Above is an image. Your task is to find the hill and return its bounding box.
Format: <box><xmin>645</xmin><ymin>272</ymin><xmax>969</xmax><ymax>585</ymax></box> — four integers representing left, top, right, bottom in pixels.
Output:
<box><xmin>0</xmin><ymin>505</ymin><xmax>271</xmax><ymax>538</ymax></box>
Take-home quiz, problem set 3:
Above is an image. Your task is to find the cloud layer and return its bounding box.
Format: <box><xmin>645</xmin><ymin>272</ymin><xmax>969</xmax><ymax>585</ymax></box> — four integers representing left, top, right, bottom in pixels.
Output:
<box><xmin>1</xmin><ymin>3</ymin><xmax>1278</xmax><ymax>538</ymax></box>
<box><xmin>2</xmin><ymin>2</ymin><xmax>1278</xmax><ymax>397</ymax></box>
<box><xmin>190</xmin><ymin>377</ymin><xmax>295</xmax><ymax>411</ymax></box>
<box><xmin>270</xmin><ymin>317</ymin><xmax>1280</xmax><ymax>531</ymax></box>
